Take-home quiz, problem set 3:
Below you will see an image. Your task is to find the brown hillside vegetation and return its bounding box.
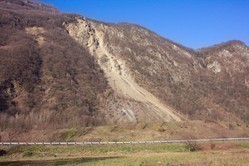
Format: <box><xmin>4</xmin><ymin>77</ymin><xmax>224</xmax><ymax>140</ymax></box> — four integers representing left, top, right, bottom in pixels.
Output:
<box><xmin>0</xmin><ymin>0</ymin><xmax>109</xmax><ymax>129</ymax></box>
<box><xmin>0</xmin><ymin>0</ymin><xmax>248</xmax><ymax>131</ymax></box>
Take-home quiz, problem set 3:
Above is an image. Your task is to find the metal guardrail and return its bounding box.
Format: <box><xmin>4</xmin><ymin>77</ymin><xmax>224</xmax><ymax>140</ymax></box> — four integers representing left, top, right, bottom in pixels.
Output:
<box><xmin>1</xmin><ymin>138</ymin><xmax>249</xmax><ymax>146</ymax></box>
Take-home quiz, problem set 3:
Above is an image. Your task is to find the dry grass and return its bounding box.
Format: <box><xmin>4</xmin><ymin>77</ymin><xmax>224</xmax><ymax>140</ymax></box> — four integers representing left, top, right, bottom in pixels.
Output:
<box><xmin>0</xmin><ymin>142</ymin><xmax>249</xmax><ymax>165</ymax></box>
<box><xmin>1</xmin><ymin>121</ymin><xmax>249</xmax><ymax>144</ymax></box>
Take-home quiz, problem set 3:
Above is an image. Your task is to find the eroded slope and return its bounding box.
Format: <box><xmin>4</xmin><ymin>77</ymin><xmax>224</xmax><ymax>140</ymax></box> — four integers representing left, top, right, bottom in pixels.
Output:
<box><xmin>65</xmin><ymin>18</ymin><xmax>183</xmax><ymax>123</ymax></box>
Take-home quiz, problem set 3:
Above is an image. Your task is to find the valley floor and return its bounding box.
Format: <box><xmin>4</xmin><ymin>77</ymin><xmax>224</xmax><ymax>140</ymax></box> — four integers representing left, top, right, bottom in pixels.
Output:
<box><xmin>1</xmin><ymin>121</ymin><xmax>249</xmax><ymax>165</ymax></box>
<box><xmin>1</xmin><ymin>142</ymin><xmax>249</xmax><ymax>165</ymax></box>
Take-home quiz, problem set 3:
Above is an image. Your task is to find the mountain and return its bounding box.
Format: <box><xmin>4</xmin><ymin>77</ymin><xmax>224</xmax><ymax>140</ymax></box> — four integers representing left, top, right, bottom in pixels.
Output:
<box><xmin>0</xmin><ymin>0</ymin><xmax>248</xmax><ymax>130</ymax></box>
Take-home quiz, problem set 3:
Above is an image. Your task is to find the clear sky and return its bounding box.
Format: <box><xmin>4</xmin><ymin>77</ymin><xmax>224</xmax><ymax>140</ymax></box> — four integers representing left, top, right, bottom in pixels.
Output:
<box><xmin>40</xmin><ymin>0</ymin><xmax>249</xmax><ymax>49</ymax></box>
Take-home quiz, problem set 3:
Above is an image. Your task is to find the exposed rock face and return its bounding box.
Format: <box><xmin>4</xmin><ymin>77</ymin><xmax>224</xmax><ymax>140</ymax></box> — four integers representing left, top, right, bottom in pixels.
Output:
<box><xmin>65</xmin><ymin>18</ymin><xmax>183</xmax><ymax>124</ymax></box>
<box><xmin>207</xmin><ymin>61</ymin><xmax>221</xmax><ymax>73</ymax></box>
<box><xmin>0</xmin><ymin>0</ymin><xmax>248</xmax><ymax>130</ymax></box>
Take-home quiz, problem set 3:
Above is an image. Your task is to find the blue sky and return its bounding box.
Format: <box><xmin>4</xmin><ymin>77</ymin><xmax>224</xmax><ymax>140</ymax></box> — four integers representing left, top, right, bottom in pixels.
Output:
<box><xmin>40</xmin><ymin>0</ymin><xmax>249</xmax><ymax>49</ymax></box>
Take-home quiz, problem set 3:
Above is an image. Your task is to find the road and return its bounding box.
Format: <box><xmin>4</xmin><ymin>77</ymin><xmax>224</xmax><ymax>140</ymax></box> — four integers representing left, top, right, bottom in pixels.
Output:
<box><xmin>1</xmin><ymin>138</ymin><xmax>249</xmax><ymax>146</ymax></box>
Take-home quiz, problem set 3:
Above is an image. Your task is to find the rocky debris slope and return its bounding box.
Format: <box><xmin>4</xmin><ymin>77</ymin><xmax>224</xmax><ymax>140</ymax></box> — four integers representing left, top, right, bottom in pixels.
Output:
<box><xmin>65</xmin><ymin>18</ymin><xmax>183</xmax><ymax>123</ymax></box>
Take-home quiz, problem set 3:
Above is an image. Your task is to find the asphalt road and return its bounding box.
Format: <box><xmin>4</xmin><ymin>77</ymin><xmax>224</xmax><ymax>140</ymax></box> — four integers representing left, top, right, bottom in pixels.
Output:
<box><xmin>1</xmin><ymin>137</ymin><xmax>249</xmax><ymax>146</ymax></box>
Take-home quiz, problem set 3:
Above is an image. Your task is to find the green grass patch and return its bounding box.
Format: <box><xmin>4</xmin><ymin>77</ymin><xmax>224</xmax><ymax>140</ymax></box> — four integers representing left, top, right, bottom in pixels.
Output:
<box><xmin>1</xmin><ymin>143</ymin><xmax>187</xmax><ymax>159</ymax></box>
<box><xmin>22</xmin><ymin>151</ymin><xmax>36</xmax><ymax>157</ymax></box>
<box><xmin>239</xmin><ymin>142</ymin><xmax>249</xmax><ymax>149</ymax></box>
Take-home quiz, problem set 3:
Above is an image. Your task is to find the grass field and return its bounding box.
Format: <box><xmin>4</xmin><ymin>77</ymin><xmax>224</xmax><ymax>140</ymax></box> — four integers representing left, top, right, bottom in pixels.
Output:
<box><xmin>1</xmin><ymin>142</ymin><xmax>249</xmax><ymax>165</ymax></box>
